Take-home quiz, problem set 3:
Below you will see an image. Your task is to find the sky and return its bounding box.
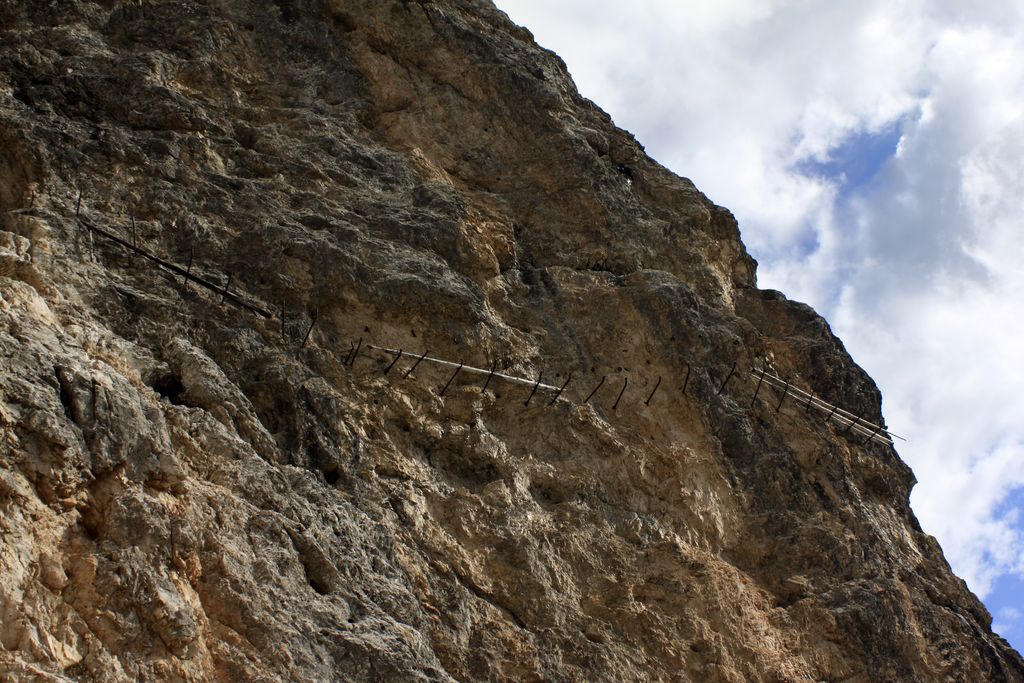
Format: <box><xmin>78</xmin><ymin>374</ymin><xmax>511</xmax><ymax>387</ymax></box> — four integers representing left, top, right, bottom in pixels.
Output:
<box><xmin>496</xmin><ymin>0</ymin><xmax>1024</xmax><ymax>652</ymax></box>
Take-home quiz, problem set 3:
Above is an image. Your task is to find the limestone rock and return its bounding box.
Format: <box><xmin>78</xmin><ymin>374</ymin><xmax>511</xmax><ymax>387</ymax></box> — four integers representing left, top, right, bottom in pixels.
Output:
<box><xmin>0</xmin><ymin>0</ymin><xmax>1021</xmax><ymax>681</ymax></box>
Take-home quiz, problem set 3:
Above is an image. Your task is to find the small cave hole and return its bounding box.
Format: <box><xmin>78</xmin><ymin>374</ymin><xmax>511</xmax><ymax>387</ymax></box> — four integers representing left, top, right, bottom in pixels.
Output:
<box><xmin>53</xmin><ymin>366</ymin><xmax>75</xmax><ymax>420</ymax></box>
<box><xmin>79</xmin><ymin>515</ymin><xmax>101</xmax><ymax>542</ymax></box>
<box><xmin>150</xmin><ymin>373</ymin><xmax>186</xmax><ymax>405</ymax></box>
<box><xmin>530</xmin><ymin>480</ymin><xmax>569</xmax><ymax>507</ymax></box>
<box><xmin>307</xmin><ymin>574</ymin><xmax>330</xmax><ymax>596</ymax></box>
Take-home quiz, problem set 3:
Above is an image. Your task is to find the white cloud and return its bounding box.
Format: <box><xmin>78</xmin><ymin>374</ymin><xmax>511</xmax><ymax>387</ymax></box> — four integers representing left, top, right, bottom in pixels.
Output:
<box><xmin>497</xmin><ymin>0</ymin><xmax>1024</xmax><ymax>611</ymax></box>
<box><xmin>823</xmin><ymin>25</ymin><xmax>1024</xmax><ymax>597</ymax></box>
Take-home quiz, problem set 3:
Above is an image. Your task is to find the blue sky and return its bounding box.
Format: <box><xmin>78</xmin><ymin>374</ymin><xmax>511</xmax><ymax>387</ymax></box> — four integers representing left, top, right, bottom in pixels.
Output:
<box><xmin>796</xmin><ymin>123</ymin><xmax>903</xmax><ymax>197</ymax></box>
<box><xmin>497</xmin><ymin>0</ymin><xmax>1024</xmax><ymax>653</ymax></box>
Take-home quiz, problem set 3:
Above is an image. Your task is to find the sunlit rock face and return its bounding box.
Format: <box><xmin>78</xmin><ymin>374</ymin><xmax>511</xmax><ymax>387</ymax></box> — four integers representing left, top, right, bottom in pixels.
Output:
<box><xmin>1</xmin><ymin>1</ymin><xmax>1021</xmax><ymax>681</ymax></box>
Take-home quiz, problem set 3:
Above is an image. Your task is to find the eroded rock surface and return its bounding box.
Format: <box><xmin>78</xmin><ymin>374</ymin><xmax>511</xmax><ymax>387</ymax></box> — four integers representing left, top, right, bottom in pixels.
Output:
<box><xmin>1</xmin><ymin>1</ymin><xmax>1021</xmax><ymax>681</ymax></box>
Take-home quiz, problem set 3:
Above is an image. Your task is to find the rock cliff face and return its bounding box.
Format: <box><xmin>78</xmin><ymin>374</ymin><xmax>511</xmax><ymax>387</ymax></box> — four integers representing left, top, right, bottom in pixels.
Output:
<box><xmin>1</xmin><ymin>1</ymin><xmax>1021</xmax><ymax>681</ymax></box>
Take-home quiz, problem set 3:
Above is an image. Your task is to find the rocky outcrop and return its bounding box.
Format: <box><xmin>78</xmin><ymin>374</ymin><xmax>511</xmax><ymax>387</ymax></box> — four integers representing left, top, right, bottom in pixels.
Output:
<box><xmin>1</xmin><ymin>1</ymin><xmax>1021</xmax><ymax>681</ymax></box>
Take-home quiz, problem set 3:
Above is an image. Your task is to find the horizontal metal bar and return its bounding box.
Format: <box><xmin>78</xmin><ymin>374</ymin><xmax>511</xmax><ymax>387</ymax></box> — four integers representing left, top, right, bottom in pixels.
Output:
<box><xmin>747</xmin><ymin>369</ymin><xmax>902</xmax><ymax>446</ymax></box>
<box><xmin>770</xmin><ymin>374</ymin><xmax>898</xmax><ymax>444</ymax></box>
<box><xmin>78</xmin><ymin>216</ymin><xmax>273</xmax><ymax>318</ymax></box>
<box><xmin>757</xmin><ymin>372</ymin><xmax>895</xmax><ymax>444</ymax></box>
<box><xmin>367</xmin><ymin>345</ymin><xmax>563</xmax><ymax>393</ymax></box>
